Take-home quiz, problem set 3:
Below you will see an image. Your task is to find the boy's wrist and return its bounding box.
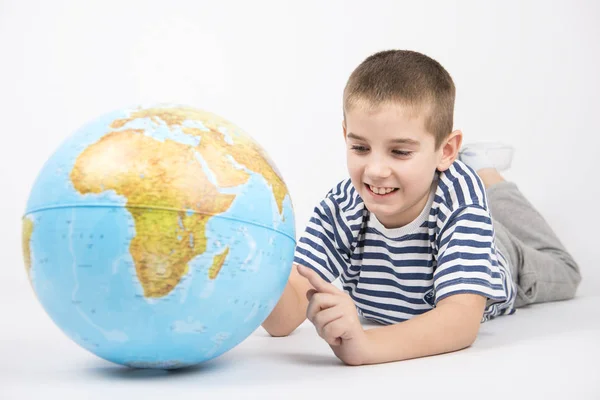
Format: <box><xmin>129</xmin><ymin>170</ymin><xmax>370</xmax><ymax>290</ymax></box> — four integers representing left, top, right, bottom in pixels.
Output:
<box><xmin>362</xmin><ymin>323</ymin><xmax>411</xmax><ymax>365</ymax></box>
<box><xmin>363</xmin><ymin>328</ymin><xmax>389</xmax><ymax>365</ymax></box>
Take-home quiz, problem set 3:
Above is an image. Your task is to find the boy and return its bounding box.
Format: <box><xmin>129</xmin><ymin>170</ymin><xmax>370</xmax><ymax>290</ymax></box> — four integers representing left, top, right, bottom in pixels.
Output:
<box><xmin>262</xmin><ymin>50</ymin><xmax>581</xmax><ymax>366</ymax></box>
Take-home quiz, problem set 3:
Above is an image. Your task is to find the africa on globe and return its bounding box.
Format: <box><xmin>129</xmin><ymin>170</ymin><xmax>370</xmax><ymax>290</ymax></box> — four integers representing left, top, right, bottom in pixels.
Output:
<box><xmin>21</xmin><ymin>105</ymin><xmax>296</xmax><ymax>369</ymax></box>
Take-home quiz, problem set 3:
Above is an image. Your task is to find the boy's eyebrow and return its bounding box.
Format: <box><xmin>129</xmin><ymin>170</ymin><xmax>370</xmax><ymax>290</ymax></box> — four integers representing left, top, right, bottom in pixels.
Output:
<box><xmin>346</xmin><ymin>133</ymin><xmax>367</xmax><ymax>141</ymax></box>
<box><xmin>347</xmin><ymin>132</ymin><xmax>420</xmax><ymax>146</ymax></box>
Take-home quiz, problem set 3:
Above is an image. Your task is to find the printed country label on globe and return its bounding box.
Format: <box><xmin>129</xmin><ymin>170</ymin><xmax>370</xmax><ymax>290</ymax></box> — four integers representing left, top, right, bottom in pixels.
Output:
<box><xmin>22</xmin><ymin>105</ymin><xmax>296</xmax><ymax>369</ymax></box>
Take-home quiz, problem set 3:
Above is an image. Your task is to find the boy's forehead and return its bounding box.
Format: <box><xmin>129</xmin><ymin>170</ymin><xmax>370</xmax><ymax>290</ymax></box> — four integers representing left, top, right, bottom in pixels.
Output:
<box><xmin>346</xmin><ymin>99</ymin><xmax>427</xmax><ymax>118</ymax></box>
<box><xmin>345</xmin><ymin>102</ymin><xmax>431</xmax><ymax>135</ymax></box>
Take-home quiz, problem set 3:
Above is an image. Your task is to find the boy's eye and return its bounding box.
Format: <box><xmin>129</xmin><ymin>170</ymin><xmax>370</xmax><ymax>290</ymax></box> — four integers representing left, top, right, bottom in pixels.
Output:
<box><xmin>350</xmin><ymin>145</ymin><xmax>369</xmax><ymax>153</ymax></box>
<box><xmin>392</xmin><ymin>150</ymin><xmax>413</xmax><ymax>157</ymax></box>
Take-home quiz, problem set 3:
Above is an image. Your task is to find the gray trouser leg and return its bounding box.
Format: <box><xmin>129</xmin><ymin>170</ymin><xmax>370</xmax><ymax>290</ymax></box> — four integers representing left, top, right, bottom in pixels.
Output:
<box><xmin>487</xmin><ymin>182</ymin><xmax>581</xmax><ymax>308</ymax></box>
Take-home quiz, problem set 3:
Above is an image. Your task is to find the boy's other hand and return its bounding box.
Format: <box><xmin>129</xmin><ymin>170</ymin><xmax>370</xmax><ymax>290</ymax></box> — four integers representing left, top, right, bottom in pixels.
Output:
<box><xmin>297</xmin><ymin>265</ymin><xmax>371</xmax><ymax>366</ymax></box>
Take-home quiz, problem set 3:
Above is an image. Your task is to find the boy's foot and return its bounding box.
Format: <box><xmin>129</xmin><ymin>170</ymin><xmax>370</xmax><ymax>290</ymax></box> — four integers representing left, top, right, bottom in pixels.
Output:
<box><xmin>458</xmin><ymin>143</ymin><xmax>514</xmax><ymax>172</ymax></box>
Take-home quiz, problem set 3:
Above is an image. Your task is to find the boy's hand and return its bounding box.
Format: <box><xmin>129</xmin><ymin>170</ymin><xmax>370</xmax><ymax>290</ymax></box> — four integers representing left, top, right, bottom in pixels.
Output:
<box><xmin>297</xmin><ymin>265</ymin><xmax>370</xmax><ymax>366</ymax></box>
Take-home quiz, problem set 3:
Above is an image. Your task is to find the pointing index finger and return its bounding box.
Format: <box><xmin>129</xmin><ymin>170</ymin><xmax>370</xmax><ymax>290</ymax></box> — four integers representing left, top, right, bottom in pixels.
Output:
<box><xmin>296</xmin><ymin>264</ymin><xmax>338</xmax><ymax>294</ymax></box>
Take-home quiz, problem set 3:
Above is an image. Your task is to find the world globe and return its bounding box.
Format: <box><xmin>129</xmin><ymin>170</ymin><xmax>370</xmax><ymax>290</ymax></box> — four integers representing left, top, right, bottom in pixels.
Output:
<box><xmin>21</xmin><ymin>105</ymin><xmax>296</xmax><ymax>369</ymax></box>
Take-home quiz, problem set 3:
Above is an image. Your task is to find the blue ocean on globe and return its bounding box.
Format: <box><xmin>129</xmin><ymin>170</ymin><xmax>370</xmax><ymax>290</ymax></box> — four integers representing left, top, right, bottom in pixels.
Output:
<box><xmin>22</xmin><ymin>105</ymin><xmax>296</xmax><ymax>369</ymax></box>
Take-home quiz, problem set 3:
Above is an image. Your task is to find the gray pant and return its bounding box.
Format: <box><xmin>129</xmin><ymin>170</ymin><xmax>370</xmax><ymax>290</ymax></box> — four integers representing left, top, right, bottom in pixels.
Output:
<box><xmin>488</xmin><ymin>182</ymin><xmax>581</xmax><ymax>308</ymax></box>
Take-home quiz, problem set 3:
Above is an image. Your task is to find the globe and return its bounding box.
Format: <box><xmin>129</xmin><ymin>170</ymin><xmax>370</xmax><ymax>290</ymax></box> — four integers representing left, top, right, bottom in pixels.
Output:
<box><xmin>21</xmin><ymin>105</ymin><xmax>296</xmax><ymax>369</ymax></box>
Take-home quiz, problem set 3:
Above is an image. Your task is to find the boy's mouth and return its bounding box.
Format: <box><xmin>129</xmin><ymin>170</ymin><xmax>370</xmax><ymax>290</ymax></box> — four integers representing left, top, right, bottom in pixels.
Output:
<box><xmin>365</xmin><ymin>184</ymin><xmax>399</xmax><ymax>196</ymax></box>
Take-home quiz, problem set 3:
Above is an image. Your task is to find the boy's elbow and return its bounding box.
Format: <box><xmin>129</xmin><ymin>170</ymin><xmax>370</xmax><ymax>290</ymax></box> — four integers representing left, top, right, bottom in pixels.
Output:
<box><xmin>462</xmin><ymin>310</ymin><xmax>484</xmax><ymax>347</ymax></box>
<box><xmin>261</xmin><ymin>312</ymin><xmax>303</xmax><ymax>337</ymax></box>
<box><xmin>451</xmin><ymin>326</ymin><xmax>479</xmax><ymax>352</ymax></box>
<box><xmin>437</xmin><ymin>293</ymin><xmax>485</xmax><ymax>350</ymax></box>
<box><xmin>267</xmin><ymin>329</ymin><xmax>292</xmax><ymax>338</ymax></box>
<box><xmin>262</xmin><ymin>323</ymin><xmax>295</xmax><ymax>338</ymax></box>
<box><xmin>464</xmin><ymin>329</ymin><xmax>479</xmax><ymax>348</ymax></box>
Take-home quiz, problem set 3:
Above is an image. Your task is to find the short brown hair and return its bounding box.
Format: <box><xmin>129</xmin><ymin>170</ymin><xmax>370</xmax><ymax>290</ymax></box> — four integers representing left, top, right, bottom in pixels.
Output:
<box><xmin>343</xmin><ymin>50</ymin><xmax>455</xmax><ymax>148</ymax></box>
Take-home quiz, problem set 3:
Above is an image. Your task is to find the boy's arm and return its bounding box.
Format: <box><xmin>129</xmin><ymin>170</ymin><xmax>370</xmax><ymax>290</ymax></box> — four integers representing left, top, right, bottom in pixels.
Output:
<box><xmin>298</xmin><ymin>265</ymin><xmax>487</xmax><ymax>365</ymax></box>
<box><xmin>261</xmin><ymin>264</ymin><xmax>315</xmax><ymax>337</ymax></box>
<box><xmin>363</xmin><ymin>293</ymin><xmax>486</xmax><ymax>364</ymax></box>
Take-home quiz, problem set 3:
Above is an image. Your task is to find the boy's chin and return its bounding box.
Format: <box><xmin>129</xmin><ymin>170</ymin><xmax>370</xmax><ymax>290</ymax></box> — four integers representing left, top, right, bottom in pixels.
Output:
<box><xmin>365</xmin><ymin>204</ymin><xmax>402</xmax><ymax>219</ymax></box>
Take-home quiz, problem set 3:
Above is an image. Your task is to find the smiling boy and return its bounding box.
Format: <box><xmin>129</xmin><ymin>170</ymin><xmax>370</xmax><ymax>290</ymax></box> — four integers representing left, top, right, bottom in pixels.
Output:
<box><xmin>262</xmin><ymin>50</ymin><xmax>581</xmax><ymax>366</ymax></box>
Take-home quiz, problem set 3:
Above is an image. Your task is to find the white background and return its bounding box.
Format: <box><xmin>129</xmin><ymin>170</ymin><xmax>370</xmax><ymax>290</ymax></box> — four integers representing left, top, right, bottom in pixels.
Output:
<box><xmin>1</xmin><ymin>1</ymin><xmax>599</xmax><ymax>399</ymax></box>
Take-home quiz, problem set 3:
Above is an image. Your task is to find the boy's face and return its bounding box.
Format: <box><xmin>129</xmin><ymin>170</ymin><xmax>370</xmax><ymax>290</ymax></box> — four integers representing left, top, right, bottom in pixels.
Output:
<box><xmin>343</xmin><ymin>102</ymin><xmax>459</xmax><ymax>229</ymax></box>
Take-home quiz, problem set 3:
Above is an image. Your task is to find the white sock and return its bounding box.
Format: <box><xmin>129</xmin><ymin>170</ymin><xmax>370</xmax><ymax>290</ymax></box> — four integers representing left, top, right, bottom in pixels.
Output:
<box><xmin>458</xmin><ymin>143</ymin><xmax>514</xmax><ymax>172</ymax></box>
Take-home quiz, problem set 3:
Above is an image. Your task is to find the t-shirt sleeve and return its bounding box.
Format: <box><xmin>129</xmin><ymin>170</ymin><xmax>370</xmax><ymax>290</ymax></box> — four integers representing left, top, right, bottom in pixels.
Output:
<box><xmin>433</xmin><ymin>205</ymin><xmax>510</xmax><ymax>304</ymax></box>
<box><xmin>293</xmin><ymin>196</ymin><xmax>354</xmax><ymax>283</ymax></box>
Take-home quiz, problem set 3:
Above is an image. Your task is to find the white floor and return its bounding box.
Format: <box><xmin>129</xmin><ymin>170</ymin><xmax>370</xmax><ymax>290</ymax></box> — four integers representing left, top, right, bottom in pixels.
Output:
<box><xmin>2</xmin><ymin>291</ymin><xmax>599</xmax><ymax>400</ymax></box>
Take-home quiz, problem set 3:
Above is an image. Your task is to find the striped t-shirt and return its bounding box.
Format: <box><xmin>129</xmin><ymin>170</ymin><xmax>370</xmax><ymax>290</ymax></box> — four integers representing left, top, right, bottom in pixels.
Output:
<box><xmin>294</xmin><ymin>160</ymin><xmax>516</xmax><ymax>324</ymax></box>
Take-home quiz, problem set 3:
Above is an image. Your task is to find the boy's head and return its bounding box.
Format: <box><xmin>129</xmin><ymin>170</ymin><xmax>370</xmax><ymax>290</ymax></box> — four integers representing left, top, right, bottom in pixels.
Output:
<box><xmin>342</xmin><ymin>50</ymin><xmax>463</xmax><ymax>228</ymax></box>
<box><xmin>343</xmin><ymin>49</ymin><xmax>455</xmax><ymax>149</ymax></box>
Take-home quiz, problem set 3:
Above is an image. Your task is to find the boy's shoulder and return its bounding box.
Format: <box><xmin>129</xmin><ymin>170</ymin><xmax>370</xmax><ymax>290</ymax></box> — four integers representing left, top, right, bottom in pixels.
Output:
<box><xmin>435</xmin><ymin>160</ymin><xmax>489</xmax><ymax>212</ymax></box>
<box><xmin>321</xmin><ymin>178</ymin><xmax>365</xmax><ymax>214</ymax></box>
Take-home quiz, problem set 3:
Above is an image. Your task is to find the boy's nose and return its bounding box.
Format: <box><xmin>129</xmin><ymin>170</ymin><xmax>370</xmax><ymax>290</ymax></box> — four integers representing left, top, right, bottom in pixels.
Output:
<box><xmin>365</xmin><ymin>160</ymin><xmax>392</xmax><ymax>179</ymax></box>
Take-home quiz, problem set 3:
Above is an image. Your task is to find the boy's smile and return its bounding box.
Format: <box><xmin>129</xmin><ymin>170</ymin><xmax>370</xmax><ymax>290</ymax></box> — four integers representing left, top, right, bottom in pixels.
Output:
<box><xmin>365</xmin><ymin>184</ymin><xmax>398</xmax><ymax>196</ymax></box>
<box><xmin>343</xmin><ymin>102</ymin><xmax>451</xmax><ymax>229</ymax></box>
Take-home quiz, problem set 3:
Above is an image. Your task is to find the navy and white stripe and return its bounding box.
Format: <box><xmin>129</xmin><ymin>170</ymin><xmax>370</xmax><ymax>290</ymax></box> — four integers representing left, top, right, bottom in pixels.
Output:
<box><xmin>294</xmin><ymin>160</ymin><xmax>516</xmax><ymax>324</ymax></box>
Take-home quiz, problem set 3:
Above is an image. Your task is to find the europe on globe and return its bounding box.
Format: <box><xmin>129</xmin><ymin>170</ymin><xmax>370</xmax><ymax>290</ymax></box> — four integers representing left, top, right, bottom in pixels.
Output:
<box><xmin>21</xmin><ymin>105</ymin><xmax>296</xmax><ymax>369</ymax></box>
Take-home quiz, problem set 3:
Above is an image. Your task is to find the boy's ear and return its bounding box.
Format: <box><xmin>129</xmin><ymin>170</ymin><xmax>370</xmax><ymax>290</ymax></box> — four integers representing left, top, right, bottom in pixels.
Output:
<box><xmin>342</xmin><ymin>120</ymin><xmax>347</xmax><ymax>140</ymax></box>
<box><xmin>436</xmin><ymin>130</ymin><xmax>463</xmax><ymax>172</ymax></box>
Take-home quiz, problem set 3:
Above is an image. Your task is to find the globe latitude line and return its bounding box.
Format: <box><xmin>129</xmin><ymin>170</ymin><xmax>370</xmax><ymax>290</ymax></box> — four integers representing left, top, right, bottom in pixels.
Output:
<box><xmin>22</xmin><ymin>203</ymin><xmax>297</xmax><ymax>243</ymax></box>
